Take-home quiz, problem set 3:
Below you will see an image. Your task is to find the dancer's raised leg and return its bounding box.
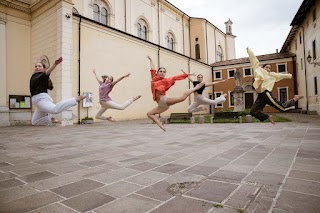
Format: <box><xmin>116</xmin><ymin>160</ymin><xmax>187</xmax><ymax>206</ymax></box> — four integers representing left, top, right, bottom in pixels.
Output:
<box><xmin>147</xmin><ymin>106</ymin><xmax>168</xmax><ymax>131</ymax></box>
<box><xmin>167</xmin><ymin>82</ymin><xmax>205</xmax><ymax>106</ymax></box>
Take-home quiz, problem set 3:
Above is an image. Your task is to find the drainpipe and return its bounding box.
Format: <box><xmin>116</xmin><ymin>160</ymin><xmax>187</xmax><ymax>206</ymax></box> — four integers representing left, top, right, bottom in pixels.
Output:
<box><xmin>214</xmin><ymin>27</ymin><xmax>217</xmax><ymax>62</ymax></box>
<box><xmin>182</xmin><ymin>13</ymin><xmax>185</xmax><ymax>55</ymax></box>
<box><xmin>188</xmin><ymin>17</ymin><xmax>191</xmax><ymax>58</ymax></box>
<box><xmin>78</xmin><ymin>16</ymin><xmax>82</xmax><ymax>124</ymax></box>
<box><xmin>300</xmin><ymin>25</ymin><xmax>309</xmax><ymax>111</ymax></box>
<box><xmin>292</xmin><ymin>56</ymin><xmax>298</xmax><ymax>108</ymax></box>
<box><xmin>205</xmin><ymin>20</ymin><xmax>209</xmax><ymax>64</ymax></box>
<box><xmin>157</xmin><ymin>0</ymin><xmax>161</xmax><ymax>66</ymax></box>
<box><xmin>124</xmin><ymin>0</ymin><xmax>126</xmax><ymax>32</ymax></box>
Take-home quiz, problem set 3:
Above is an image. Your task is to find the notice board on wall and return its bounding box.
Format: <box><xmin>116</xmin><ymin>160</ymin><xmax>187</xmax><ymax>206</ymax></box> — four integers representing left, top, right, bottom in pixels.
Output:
<box><xmin>9</xmin><ymin>95</ymin><xmax>32</xmax><ymax>109</ymax></box>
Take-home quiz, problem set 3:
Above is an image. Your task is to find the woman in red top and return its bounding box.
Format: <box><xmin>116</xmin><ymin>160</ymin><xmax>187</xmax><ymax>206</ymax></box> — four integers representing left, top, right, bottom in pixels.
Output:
<box><xmin>147</xmin><ymin>56</ymin><xmax>204</xmax><ymax>131</ymax></box>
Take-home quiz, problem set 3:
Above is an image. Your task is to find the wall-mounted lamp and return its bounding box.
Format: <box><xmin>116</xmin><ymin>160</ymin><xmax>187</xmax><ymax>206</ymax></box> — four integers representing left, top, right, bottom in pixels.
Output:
<box><xmin>307</xmin><ymin>53</ymin><xmax>320</xmax><ymax>66</ymax></box>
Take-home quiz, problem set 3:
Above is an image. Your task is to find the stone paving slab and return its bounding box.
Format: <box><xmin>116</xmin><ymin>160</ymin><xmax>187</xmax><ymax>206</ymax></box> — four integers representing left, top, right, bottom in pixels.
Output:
<box><xmin>0</xmin><ymin>113</ymin><xmax>320</xmax><ymax>212</ymax></box>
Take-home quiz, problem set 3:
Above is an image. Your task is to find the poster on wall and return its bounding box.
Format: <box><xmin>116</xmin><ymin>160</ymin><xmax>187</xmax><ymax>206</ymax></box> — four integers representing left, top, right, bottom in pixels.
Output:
<box><xmin>9</xmin><ymin>95</ymin><xmax>32</xmax><ymax>109</ymax></box>
<box><xmin>83</xmin><ymin>92</ymin><xmax>93</xmax><ymax>108</ymax></box>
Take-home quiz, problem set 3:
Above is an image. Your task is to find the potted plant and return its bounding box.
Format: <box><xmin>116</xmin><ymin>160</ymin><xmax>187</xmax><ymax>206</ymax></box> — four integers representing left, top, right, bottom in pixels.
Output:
<box><xmin>81</xmin><ymin>116</ymin><xmax>94</xmax><ymax>124</ymax></box>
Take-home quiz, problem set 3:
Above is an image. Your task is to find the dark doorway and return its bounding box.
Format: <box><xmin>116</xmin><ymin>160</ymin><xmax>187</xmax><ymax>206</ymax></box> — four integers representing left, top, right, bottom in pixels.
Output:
<box><xmin>245</xmin><ymin>93</ymin><xmax>254</xmax><ymax>109</ymax></box>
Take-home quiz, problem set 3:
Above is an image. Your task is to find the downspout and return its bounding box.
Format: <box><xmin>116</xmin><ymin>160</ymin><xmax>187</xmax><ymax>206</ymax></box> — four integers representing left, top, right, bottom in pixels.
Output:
<box><xmin>182</xmin><ymin>13</ymin><xmax>185</xmax><ymax>55</ymax></box>
<box><xmin>214</xmin><ymin>27</ymin><xmax>217</xmax><ymax>62</ymax></box>
<box><xmin>78</xmin><ymin>16</ymin><xmax>82</xmax><ymax>124</ymax></box>
<box><xmin>205</xmin><ymin>20</ymin><xmax>209</xmax><ymax>64</ymax></box>
<box><xmin>300</xmin><ymin>25</ymin><xmax>309</xmax><ymax>111</ymax></box>
<box><xmin>188</xmin><ymin>17</ymin><xmax>192</xmax><ymax>105</ymax></box>
<box><xmin>213</xmin><ymin>27</ymin><xmax>217</xmax><ymax>98</ymax></box>
<box><xmin>157</xmin><ymin>0</ymin><xmax>160</xmax><ymax>66</ymax></box>
<box><xmin>292</xmin><ymin>56</ymin><xmax>298</xmax><ymax>107</ymax></box>
<box><xmin>188</xmin><ymin>17</ymin><xmax>191</xmax><ymax>58</ymax></box>
<box><xmin>124</xmin><ymin>0</ymin><xmax>126</xmax><ymax>32</ymax></box>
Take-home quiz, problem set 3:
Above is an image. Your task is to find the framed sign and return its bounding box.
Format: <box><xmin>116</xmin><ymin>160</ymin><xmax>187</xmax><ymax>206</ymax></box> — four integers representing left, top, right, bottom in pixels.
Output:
<box><xmin>9</xmin><ymin>95</ymin><xmax>31</xmax><ymax>109</ymax></box>
<box><xmin>83</xmin><ymin>92</ymin><xmax>93</xmax><ymax>107</ymax></box>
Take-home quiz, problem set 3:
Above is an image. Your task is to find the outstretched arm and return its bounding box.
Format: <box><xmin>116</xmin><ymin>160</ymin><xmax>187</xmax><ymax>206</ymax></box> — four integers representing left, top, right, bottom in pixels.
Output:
<box><xmin>147</xmin><ymin>56</ymin><xmax>155</xmax><ymax>70</ymax></box>
<box><xmin>205</xmin><ymin>79</ymin><xmax>228</xmax><ymax>87</ymax></box>
<box><xmin>181</xmin><ymin>69</ymin><xmax>195</xmax><ymax>83</ymax></box>
<box><xmin>111</xmin><ymin>73</ymin><xmax>130</xmax><ymax>86</ymax></box>
<box><xmin>92</xmin><ymin>69</ymin><xmax>103</xmax><ymax>84</ymax></box>
<box><xmin>45</xmin><ymin>57</ymin><xmax>62</xmax><ymax>75</ymax></box>
<box><xmin>246</xmin><ymin>47</ymin><xmax>260</xmax><ymax>70</ymax></box>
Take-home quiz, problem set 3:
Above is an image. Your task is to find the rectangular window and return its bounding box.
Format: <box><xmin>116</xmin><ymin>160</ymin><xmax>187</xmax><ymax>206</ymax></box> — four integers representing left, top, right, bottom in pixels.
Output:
<box><xmin>243</xmin><ymin>68</ymin><xmax>252</xmax><ymax>76</ymax></box>
<box><xmin>279</xmin><ymin>88</ymin><xmax>288</xmax><ymax>103</ymax></box>
<box><xmin>313</xmin><ymin>9</ymin><xmax>316</xmax><ymax>22</ymax></box>
<box><xmin>215</xmin><ymin>92</ymin><xmax>223</xmax><ymax>107</ymax></box>
<box><xmin>301</xmin><ymin>58</ymin><xmax>303</xmax><ymax>70</ymax></box>
<box><xmin>277</xmin><ymin>64</ymin><xmax>287</xmax><ymax>73</ymax></box>
<box><xmin>214</xmin><ymin>71</ymin><xmax>222</xmax><ymax>80</ymax></box>
<box><xmin>228</xmin><ymin>91</ymin><xmax>234</xmax><ymax>107</ymax></box>
<box><xmin>312</xmin><ymin>40</ymin><xmax>316</xmax><ymax>60</ymax></box>
<box><xmin>228</xmin><ymin>69</ymin><xmax>235</xmax><ymax>78</ymax></box>
<box><xmin>295</xmin><ymin>39</ymin><xmax>297</xmax><ymax>50</ymax></box>
<box><xmin>315</xmin><ymin>76</ymin><xmax>318</xmax><ymax>95</ymax></box>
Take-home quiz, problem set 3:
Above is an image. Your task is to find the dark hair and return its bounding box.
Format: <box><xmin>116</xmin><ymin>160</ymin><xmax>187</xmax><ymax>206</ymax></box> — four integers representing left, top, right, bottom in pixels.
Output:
<box><xmin>197</xmin><ymin>74</ymin><xmax>203</xmax><ymax>78</ymax></box>
<box><xmin>262</xmin><ymin>64</ymin><xmax>271</xmax><ymax>68</ymax></box>
<box><xmin>157</xmin><ymin>67</ymin><xmax>166</xmax><ymax>73</ymax></box>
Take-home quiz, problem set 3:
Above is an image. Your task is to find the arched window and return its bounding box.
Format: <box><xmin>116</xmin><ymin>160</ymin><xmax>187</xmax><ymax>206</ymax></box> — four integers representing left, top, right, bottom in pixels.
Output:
<box><xmin>217</xmin><ymin>45</ymin><xmax>223</xmax><ymax>61</ymax></box>
<box><xmin>195</xmin><ymin>44</ymin><xmax>200</xmax><ymax>59</ymax></box>
<box><xmin>137</xmin><ymin>23</ymin><xmax>141</xmax><ymax>38</ymax></box>
<box><xmin>93</xmin><ymin>4</ymin><xmax>100</xmax><ymax>22</ymax></box>
<box><xmin>142</xmin><ymin>25</ymin><xmax>147</xmax><ymax>40</ymax></box>
<box><xmin>166</xmin><ymin>33</ymin><xmax>175</xmax><ymax>50</ymax></box>
<box><xmin>101</xmin><ymin>7</ymin><xmax>108</xmax><ymax>25</ymax></box>
<box><xmin>137</xmin><ymin>19</ymin><xmax>148</xmax><ymax>40</ymax></box>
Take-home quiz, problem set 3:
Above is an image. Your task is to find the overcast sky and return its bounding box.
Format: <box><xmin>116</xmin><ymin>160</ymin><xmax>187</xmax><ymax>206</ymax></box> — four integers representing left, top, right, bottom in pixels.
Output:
<box><xmin>167</xmin><ymin>0</ymin><xmax>303</xmax><ymax>58</ymax></box>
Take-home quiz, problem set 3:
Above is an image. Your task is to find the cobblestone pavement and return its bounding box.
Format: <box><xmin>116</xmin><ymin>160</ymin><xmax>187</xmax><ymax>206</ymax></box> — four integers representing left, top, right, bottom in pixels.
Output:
<box><xmin>0</xmin><ymin>113</ymin><xmax>319</xmax><ymax>213</ymax></box>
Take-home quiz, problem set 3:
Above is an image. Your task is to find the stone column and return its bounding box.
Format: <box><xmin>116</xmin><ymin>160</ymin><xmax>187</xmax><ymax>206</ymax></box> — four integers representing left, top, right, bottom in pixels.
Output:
<box><xmin>0</xmin><ymin>15</ymin><xmax>10</xmax><ymax>126</ymax></box>
<box><xmin>56</xmin><ymin>1</ymin><xmax>74</xmax><ymax>126</ymax></box>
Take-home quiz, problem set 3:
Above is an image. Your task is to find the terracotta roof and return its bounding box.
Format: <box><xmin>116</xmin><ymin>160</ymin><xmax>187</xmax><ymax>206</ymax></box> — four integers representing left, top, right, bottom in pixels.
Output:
<box><xmin>211</xmin><ymin>52</ymin><xmax>296</xmax><ymax>67</ymax></box>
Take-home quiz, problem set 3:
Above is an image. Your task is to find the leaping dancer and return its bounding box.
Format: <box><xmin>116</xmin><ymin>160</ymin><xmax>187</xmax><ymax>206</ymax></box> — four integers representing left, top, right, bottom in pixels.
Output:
<box><xmin>146</xmin><ymin>56</ymin><xmax>204</xmax><ymax>131</ymax></box>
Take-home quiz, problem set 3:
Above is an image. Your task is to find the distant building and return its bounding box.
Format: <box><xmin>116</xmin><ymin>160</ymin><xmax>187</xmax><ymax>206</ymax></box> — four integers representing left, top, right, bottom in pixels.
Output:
<box><xmin>281</xmin><ymin>0</ymin><xmax>320</xmax><ymax>115</ymax></box>
<box><xmin>212</xmin><ymin>52</ymin><xmax>296</xmax><ymax>113</ymax></box>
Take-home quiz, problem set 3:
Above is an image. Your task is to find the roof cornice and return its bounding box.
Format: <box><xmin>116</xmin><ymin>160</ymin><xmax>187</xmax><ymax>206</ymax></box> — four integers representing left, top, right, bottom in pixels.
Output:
<box><xmin>0</xmin><ymin>0</ymin><xmax>30</xmax><ymax>13</ymax></box>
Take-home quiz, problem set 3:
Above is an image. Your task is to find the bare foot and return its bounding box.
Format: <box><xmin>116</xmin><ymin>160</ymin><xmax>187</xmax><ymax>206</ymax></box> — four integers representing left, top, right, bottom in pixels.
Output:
<box><xmin>159</xmin><ymin>124</ymin><xmax>166</xmax><ymax>132</ymax></box>
<box><xmin>133</xmin><ymin>95</ymin><xmax>142</xmax><ymax>101</ymax></box>
<box><xmin>107</xmin><ymin>116</ymin><xmax>116</xmax><ymax>122</ymax></box>
<box><xmin>268</xmin><ymin>115</ymin><xmax>275</xmax><ymax>124</ymax></box>
<box><xmin>51</xmin><ymin>117</ymin><xmax>61</xmax><ymax>124</ymax></box>
<box><xmin>222</xmin><ymin>93</ymin><xmax>227</xmax><ymax>98</ymax></box>
<box><xmin>76</xmin><ymin>95</ymin><xmax>86</xmax><ymax>102</ymax></box>
<box><xmin>294</xmin><ymin>95</ymin><xmax>304</xmax><ymax>101</ymax></box>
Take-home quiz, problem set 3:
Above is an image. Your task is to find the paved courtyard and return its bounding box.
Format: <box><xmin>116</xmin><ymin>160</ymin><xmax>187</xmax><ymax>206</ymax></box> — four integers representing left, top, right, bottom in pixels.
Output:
<box><xmin>0</xmin><ymin>113</ymin><xmax>320</xmax><ymax>213</ymax></box>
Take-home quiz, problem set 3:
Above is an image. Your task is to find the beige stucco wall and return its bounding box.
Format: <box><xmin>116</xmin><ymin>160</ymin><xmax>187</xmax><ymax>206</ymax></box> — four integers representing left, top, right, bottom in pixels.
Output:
<box><xmin>72</xmin><ymin>18</ymin><xmax>212</xmax><ymax>122</ymax></box>
<box><xmin>189</xmin><ymin>18</ymin><xmax>206</xmax><ymax>63</ymax></box>
<box><xmin>0</xmin><ymin>8</ymin><xmax>31</xmax><ymax>106</ymax></box>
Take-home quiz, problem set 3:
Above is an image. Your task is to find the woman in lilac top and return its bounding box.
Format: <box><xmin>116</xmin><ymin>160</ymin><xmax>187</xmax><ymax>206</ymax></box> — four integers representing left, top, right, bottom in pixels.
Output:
<box><xmin>93</xmin><ymin>69</ymin><xmax>141</xmax><ymax>121</ymax></box>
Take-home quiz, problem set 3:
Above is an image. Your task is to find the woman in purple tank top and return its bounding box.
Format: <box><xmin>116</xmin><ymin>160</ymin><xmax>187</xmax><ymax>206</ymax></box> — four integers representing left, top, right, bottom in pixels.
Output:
<box><xmin>93</xmin><ymin>69</ymin><xmax>141</xmax><ymax>122</ymax></box>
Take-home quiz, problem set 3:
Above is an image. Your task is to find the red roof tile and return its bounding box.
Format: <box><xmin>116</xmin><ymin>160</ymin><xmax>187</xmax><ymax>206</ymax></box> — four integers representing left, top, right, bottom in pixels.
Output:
<box><xmin>211</xmin><ymin>52</ymin><xmax>295</xmax><ymax>67</ymax></box>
